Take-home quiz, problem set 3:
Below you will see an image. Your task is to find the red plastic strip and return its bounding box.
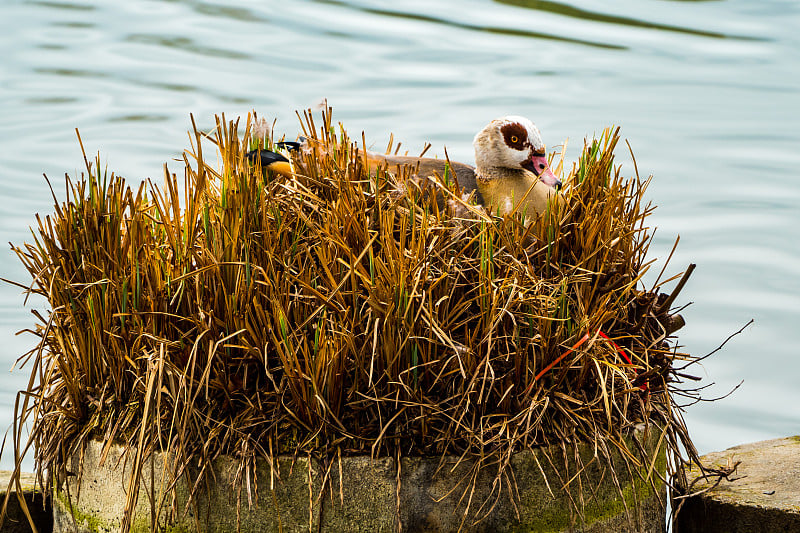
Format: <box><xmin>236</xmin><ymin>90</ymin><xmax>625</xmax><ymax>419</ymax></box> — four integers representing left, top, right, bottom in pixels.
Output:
<box><xmin>597</xmin><ymin>330</ymin><xmax>632</xmax><ymax>365</ymax></box>
<box><xmin>525</xmin><ymin>329</ymin><xmax>648</xmax><ymax>394</ymax></box>
<box><xmin>533</xmin><ymin>332</ymin><xmax>590</xmax><ymax>383</ymax></box>
<box><xmin>597</xmin><ymin>329</ymin><xmax>647</xmax><ymax>391</ymax></box>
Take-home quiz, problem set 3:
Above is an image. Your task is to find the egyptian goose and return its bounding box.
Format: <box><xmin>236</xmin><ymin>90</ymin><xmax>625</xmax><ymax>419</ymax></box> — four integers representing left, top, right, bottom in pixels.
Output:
<box><xmin>249</xmin><ymin>116</ymin><xmax>562</xmax><ymax>220</ymax></box>
<box><xmin>366</xmin><ymin>116</ymin><xmax>561</xmax><ymax>220</ymax></box>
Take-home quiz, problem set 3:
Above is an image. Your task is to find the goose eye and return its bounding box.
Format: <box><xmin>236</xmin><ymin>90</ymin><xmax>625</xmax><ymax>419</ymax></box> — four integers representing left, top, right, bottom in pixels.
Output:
<box><xmin>510</xmin><ymin>135</ymin><xmax>519</xmax><ymax>143</ymax></box>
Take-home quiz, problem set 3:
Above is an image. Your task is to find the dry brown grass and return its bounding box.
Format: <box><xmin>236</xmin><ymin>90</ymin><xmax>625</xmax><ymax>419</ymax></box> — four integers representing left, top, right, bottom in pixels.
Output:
<box><xmin>3</xmin><ymin>107</ymin><xmax>701</xmax><ymax>531</ymax></box>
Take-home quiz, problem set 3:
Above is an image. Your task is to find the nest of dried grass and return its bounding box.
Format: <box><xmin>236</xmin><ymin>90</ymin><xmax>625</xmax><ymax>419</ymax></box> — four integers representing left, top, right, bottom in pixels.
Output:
<box><xmin>4</xmin><ymin>107</ymin><xmax>701</xmax><ymax>530</ymax></box>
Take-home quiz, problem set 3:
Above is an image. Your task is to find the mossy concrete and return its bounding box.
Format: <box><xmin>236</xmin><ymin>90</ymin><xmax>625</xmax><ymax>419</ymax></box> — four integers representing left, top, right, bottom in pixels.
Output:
<box><xmin>0</xmin><ymin>470</ymin><xmax>51</xmax><ymax>533</ymax></box>
<box><xmin>674</xmin><ymin>436</ymin><xmax>800</xmax><ymax>533</ymax></box>
<box><xmin>54</xmin><ymin>430</ymin><xmax>665</xmax><ymax>532</ymax></box>
<box><xmin>53</xmin><ymin>442</ymin><xmax>320</xmax><ymax>533</ymax></box>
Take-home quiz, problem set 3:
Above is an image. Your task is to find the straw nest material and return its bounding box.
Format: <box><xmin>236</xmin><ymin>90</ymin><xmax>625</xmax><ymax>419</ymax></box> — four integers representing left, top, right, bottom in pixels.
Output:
<box><xmin>4</xmin><ymin>107</ymin><xmax>702</xmax><ymax>530</ymax></box>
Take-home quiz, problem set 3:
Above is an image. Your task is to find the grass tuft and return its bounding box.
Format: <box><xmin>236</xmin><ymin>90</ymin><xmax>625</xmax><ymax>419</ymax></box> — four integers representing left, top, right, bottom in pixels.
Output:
<box><xmin>3</xmin><ymin>108</ymin><xmax>703</xmax><ymax>531</ymax></box>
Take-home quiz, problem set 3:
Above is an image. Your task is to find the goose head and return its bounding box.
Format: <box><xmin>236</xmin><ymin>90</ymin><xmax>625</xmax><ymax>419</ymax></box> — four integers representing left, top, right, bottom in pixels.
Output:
<box><xmin>471</xmin><ymin>116</ymin><xmax>563</xmax><ymax>220</ymax></box>
<box><xmin>473</xmin><ymin>116</ymin><xmax>561</xmax><ymax>189</ymax></box>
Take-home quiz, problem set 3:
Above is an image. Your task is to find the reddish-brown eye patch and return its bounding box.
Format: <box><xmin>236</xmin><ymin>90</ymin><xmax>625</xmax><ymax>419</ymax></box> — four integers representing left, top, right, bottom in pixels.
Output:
<box><xmin>500</xmin><ymin>122</ymin><xmax>527</xmax><ymax>150</ymax></box>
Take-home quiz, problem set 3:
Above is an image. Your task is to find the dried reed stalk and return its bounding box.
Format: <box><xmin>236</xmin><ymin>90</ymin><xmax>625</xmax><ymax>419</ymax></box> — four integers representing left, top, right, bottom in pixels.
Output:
<box><xmin>2</xmin><ymin>108</ymin><xmax>702</xmax><ymax>531</ymax></box>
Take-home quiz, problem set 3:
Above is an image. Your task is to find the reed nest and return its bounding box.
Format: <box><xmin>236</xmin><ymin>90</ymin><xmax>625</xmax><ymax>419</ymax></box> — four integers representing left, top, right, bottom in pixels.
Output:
<box><xmin>4</xmin><ymin>107</ymin><xmax>703</xmax><ymax>530</ymax></box>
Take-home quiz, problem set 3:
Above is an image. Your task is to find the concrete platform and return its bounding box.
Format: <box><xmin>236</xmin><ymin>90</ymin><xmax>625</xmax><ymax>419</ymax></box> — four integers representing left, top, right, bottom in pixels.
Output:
<box><xmin>674</xmin><ymin>436</ymin><xmax>800</xmax><ymax>533</ymax></box>
<box><xmin>0</xmin><ymin>471</ymin><xmax>51</xmax><ymax>533</ymax></box>
<box><xmin>53</xmin><ymin>431</ymin><xmax>666</xmax><ymax>533</ymax></box>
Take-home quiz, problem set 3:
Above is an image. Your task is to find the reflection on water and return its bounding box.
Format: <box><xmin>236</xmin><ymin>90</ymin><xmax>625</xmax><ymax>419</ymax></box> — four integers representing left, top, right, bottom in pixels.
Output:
<box><xmin>29</xmin><ymin>1</ymin><xmax>94</xmax><ymax>10</ymax></box>
<box><xmin>126</xmin><ymin>34</ymin><xmax>251</xmax><ymax>60</ymax></box>
<box><xmin>494</xmin><ymin>0</ymin><xmax>753</xmax><ymax>40</ymax></box>
<box><xmin>0</xmin><ymin>0</ymin><xmax>798</xmax><ymax>470</ymax></box>
<box><xmin>317</xmin><ymin>0</ymin><xmax>627</xmax><ymax>49</ymax></box>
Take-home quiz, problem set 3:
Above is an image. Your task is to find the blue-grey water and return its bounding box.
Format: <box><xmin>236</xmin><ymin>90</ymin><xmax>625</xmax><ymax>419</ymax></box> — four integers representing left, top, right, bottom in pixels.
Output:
<box><xmin>0</xmin><ymin>0</ymin><xmax>798</xmax><ymax>471</ymax></box>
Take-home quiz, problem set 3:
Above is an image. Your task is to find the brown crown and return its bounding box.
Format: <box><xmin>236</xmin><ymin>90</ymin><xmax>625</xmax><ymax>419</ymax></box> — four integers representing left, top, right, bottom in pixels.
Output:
<box><xmin>500</xmin><ymin>122</ymin><xmax>527</xmax><ymax>151</ymax></box>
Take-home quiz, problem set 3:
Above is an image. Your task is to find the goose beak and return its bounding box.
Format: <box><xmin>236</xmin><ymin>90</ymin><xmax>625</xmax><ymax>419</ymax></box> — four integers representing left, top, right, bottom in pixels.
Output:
<box><xmin>246</xmin><ymin>149</ymin><xmax>294</xmax><ymax>177</ymax></box>
<box><xmin>522</xmin><ymin>154</ymin><xmax>562</xmax><ymax>190</ymax></box>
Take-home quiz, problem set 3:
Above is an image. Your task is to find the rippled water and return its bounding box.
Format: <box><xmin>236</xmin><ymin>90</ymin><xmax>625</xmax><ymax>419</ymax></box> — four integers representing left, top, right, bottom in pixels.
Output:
<box><xmin>1</xmin><ymin>0</ymin><xmax>798</xmax><ymax>470</ymax></box>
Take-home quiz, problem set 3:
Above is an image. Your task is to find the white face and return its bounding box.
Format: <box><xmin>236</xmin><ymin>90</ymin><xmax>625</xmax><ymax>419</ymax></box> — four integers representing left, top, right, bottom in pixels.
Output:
<box><xmin>473</xmin><ymin>116</ymin><xmax>562</xmax><ymax>189</ymax></box>
<box><xmin>473</xmin><ymin>116</ymin><xmax>546</xmax><ymax>170</ymax></box>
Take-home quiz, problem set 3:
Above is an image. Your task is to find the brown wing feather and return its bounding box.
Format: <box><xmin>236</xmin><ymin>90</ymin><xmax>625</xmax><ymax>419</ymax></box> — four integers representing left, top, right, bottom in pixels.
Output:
<box><xmin>364</xmin><ymin>152</ymin><xmax>482</xmax><ymax>205</ymax></box>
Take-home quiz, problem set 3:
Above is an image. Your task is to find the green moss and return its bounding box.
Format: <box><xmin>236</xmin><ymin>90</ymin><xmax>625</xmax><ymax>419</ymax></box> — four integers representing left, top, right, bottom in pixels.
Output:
<box><xmin>519</xmin><ymin>510</ymin><xmax>572</xmax><ymax>532</ymax></box>
<box><xmin>582</xmin><ymin>447</ymin><xmax>666</xmax><ymax>530</ymax></box>
<box><xmin>54</xmin><ymin>489</ymin><xmax>114</xmax><ymax>533</ymax></box>
<box><xmin>56</xmin><ymin>486</ymin><xmax>192</xmax><ymax>533</ymax></box>
<box><xmin>57</xmin><ymin>492</ymin><xmax>194</xmax><ymax>533</ymax></box>
<box><xmin>510</xmin><ymin>442</ymin><xmax>666</xmax><ymax>532</ymax></box>
<box><xmin>130</xmin><ymin>518</ymin><xmax>193</xmax><ymax>533</ymax></box>
<box><xmin>512</xmin><ymin>473</ymin><xmax>661</xmax><ymax>533</ymax></box>
<box><xmin>585</xmin><ymin>473</ymin><xmax>657</xmax><ymax>525</ymax></box>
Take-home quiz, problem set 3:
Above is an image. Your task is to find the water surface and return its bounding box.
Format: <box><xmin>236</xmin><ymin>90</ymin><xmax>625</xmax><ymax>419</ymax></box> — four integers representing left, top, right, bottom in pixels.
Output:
<box><xmin>1</xmin><ymin>0</ymin><xmax>798</xmax><ymax>470</ymax></box>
